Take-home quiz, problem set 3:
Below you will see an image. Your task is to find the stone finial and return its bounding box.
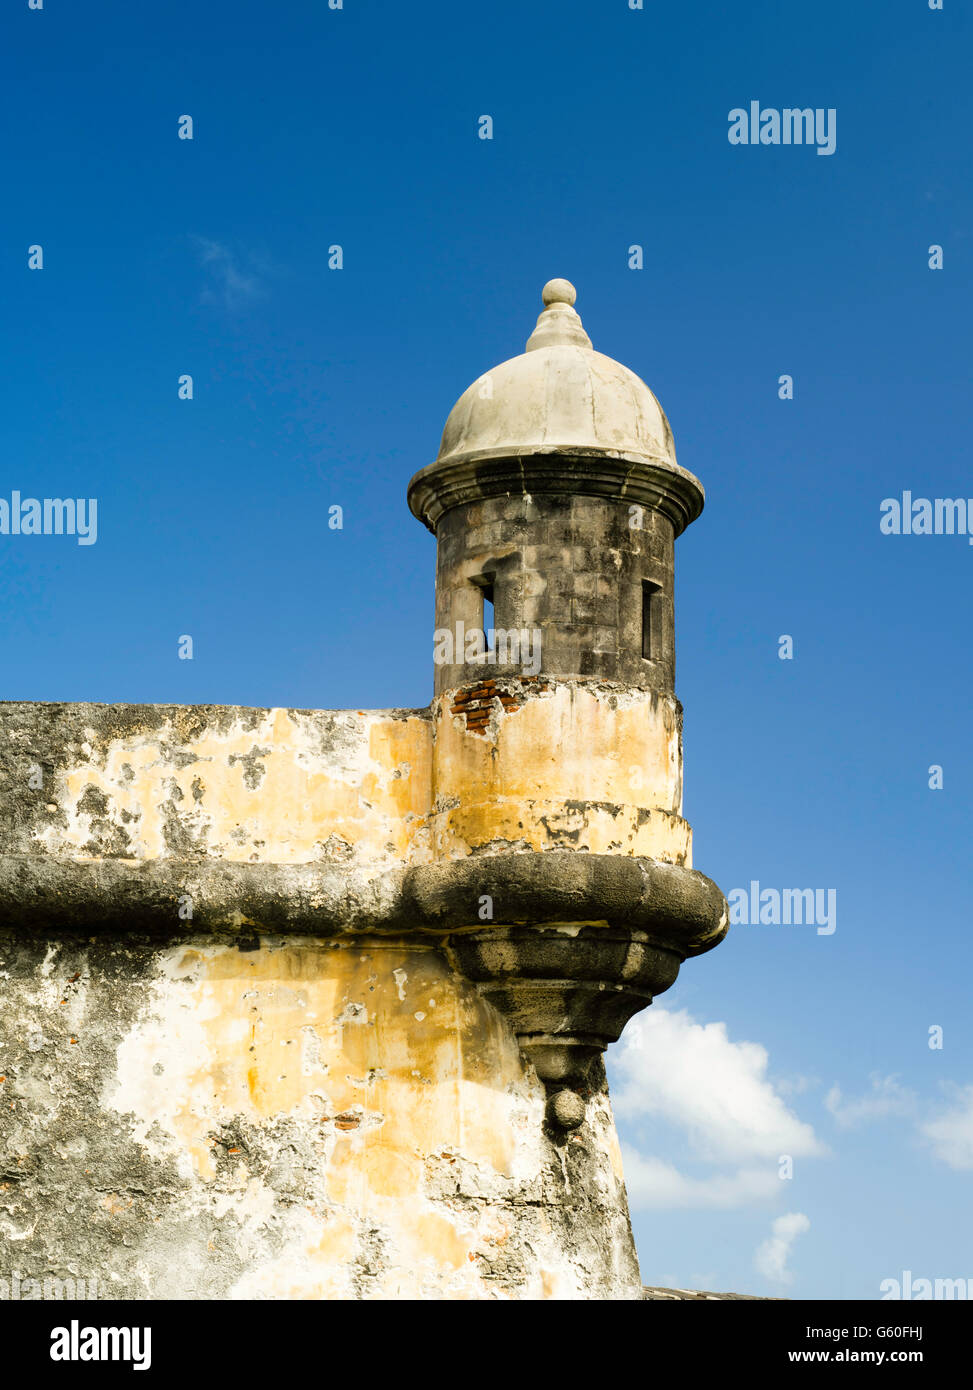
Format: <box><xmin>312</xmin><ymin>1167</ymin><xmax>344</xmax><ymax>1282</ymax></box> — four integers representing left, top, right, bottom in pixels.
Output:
<box><xmin>526</xmin><ymin>277</ymin><xmax>593</xmax><ymax>352</ymax></box>
<box><xmin>542</xmin><ymin>278</ymin><xmax>577</xmax><ymax>306</ymax></box>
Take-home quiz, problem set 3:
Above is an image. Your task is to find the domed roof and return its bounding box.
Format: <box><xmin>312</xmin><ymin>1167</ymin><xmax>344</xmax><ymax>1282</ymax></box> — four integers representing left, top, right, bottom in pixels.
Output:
<box><xmin>408</xmin><ymin>279</ymin><xmax>704</xmax><ymax>537</ymax></box>
<box><xmin>435</xmin><ymin>279</ymin><xmax>676</xmax><ymax>469</ymax></box>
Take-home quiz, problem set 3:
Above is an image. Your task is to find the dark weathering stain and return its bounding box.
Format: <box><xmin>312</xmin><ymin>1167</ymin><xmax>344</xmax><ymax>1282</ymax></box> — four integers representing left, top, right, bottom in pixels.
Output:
<box><xmin>228</xmin><ymin>746</ymin><xmax>272</xmax><ymax>790</ymax></box>
<box><xmin>77</xmin><ymin>782</ymin><xmax>133</xmax><ymax>859</ymax></box>
<box><xmin>77</xmin><ymin>784</ymin><xmax>109</xmax><ymax>818</ymax></box>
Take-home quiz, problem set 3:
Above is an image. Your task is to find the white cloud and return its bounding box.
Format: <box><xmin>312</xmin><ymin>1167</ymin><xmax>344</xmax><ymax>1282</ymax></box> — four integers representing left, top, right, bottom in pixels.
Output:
<box><xmin>192</xmin><ymin>237</ymin><xmax>266</xmax><ymax>311</ymax></box>
<box><xmin>754</xmin><ymin>1212</ymin><xmax>810</xmax><ymax>1285</ymax></box>
<box><xmin>621</xmin><ymin>1151</ymin><xmax>780</xmax><ymax>1211</ymax></box>
<box><xmin>613</xmin><ymin>1008</ymin><xmax>823</xmax><ymax>1162</ymax></box>
<box><xmin>823</xmin><ymin>1074</ymin><xmax>973</xmax><ymax>1171</ymax></box>
<box><xmin>824</xmin><ymin>1074</ymin><xmax>917</xmax><ymax>1128</ymax></box>
<box><xmin>611</xmin><ymin>1008</ymin><xmax>823</xmax><ymax>1215</ymax></box>
<box><xmin>776</xmin><ymin>1073</ymin><xmax>819</xmax><ymax>1098</ymax></box>
<box><xmin>920</xmin><ymin>1084</ymin><xmax>973</xmax><ymax>1171</ymax></box>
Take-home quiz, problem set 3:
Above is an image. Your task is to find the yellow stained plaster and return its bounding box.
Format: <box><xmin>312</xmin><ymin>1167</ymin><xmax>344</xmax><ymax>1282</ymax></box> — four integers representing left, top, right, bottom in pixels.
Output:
<box><xmin>110</xmin><ymin>938</ymin><xmax>533</xmax><ymax>1198</ymax></box>
<box><xmin>430</xmin><ymin>684</ymin><xmax>689</xmax><ymax>863</ymax></box>
<box><xmin>427</xmin><ymin>799</ymin><xmax>691</xmax><ymax>862</ymax></box>
<box><xmin>38</xmin><ymin>710</ymin><xmax>433</xmax><ymax>867</ymax></box>
<box><xmin>103</xmin><ymin>936</ymin><xmax>585</xmax><ymax>1297</ymax></box>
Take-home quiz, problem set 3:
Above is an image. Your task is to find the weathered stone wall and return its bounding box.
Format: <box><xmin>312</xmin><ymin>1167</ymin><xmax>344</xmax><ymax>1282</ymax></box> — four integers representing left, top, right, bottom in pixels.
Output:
<box><xmin>0</xmin><ymin>690</ymin><xmax>688</xmax><ymax>880</ymax></box>
<box><xmin>0</xmin><ymin>701</ymin><xmax>433</xmax><ymax>871</ymax></box>
<box><xmin>432</xmin><ymin>490</ymin><xmax>676</xmax><ymax>692</ymax></box>
<box><xmin>430</xmin><ymin>677</ymin><xmax>689</xmax><ymax>864</ymax></box>
<box><xmin>0</xmin><ymin>929</ymin><xmax>640</xmax><ymax>1298</ymax></box>
<box><xmin>0</xmin><ymin>699</ymin><xmax>652</xmax><ymax>1299</ymax></box>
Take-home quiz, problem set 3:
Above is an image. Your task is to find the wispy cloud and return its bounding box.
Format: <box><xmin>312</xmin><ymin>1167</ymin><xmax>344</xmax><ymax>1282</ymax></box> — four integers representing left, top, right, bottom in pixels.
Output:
<box><xmin>191</xmin><ymin>236</ymin><xmax>267</xmax><ymax>311</ymax></box>
<box><xmin>754</xmin><ymin>1212</ymin><xmax>810</xmax><ymax>1285</ymax></box>
<box><xmin>823</xmin><ymin>1073</ymin><xmax>973</xmax><ymax>1173</ymax></box>
<box><xmin>824</xmin><ymin>1073</ymin><xmax>918</xmax><ymax>1129</ymax></box>
<box><xmin>920</xmin><ymin>1084</ymin><xmax>973</xmax><ymax>1171</ymax></box>
<box><xmin>621</xmin><ymin>1153</ymin><xmax>781</xmax><ymax>1210</ymax></box>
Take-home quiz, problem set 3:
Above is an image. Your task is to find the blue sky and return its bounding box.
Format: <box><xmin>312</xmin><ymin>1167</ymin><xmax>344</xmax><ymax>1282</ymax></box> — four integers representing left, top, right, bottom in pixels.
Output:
<box><xmin>4</xmin><ymin>0</ymin><xmax>971</xmax><ymax>1298</ymax></box>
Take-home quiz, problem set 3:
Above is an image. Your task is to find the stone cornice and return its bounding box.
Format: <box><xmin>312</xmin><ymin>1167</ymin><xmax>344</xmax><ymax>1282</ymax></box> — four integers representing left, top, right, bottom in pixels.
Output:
<box><xmin>0</xmin><ymin>848</ymin><xmax>726</xmax><ymax>1128</ymax></box>
<box><xmin>0</xmin><ymin>850</ymin><xmax>725</xmax><ymax>957</ymax></box>
<box><xmin>407</xmin><ymin>447</ymin><xmax>706</xmax><ymax>536</ymax></box>
<box><xmin>407</xmin><ymin>852</ymin><xmax>726</xmax><ymax>958</ymax></box>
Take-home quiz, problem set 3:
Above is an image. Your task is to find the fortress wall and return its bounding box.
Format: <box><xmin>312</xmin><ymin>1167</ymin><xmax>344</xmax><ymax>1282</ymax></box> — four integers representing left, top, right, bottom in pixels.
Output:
<box><xmin>0</xmin><ymin>700</ymin><xmax>645</xmax><ymax>1299</ymax></box>
<box><xmin>0</xmin><ymin>702</ymin><xmax>434</xmax><ymax>871</ymax></box>
<box><xmin>0</xmin><ymin>929</ymin><xmax>641</xmax><ymax>1299</ymax></box>
<box><xmin>430</xmin><ymin>677</ymin><xmax>689</xmax><ymax>863</ymax></box>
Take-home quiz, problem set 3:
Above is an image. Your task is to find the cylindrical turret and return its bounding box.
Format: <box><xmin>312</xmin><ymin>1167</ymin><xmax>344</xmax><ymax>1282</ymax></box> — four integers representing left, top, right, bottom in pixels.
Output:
<box><xmin>407</xmin><ymin>280</ymin><xmax>726</xmax><ymax>1123</ymax></box>
<box><xmin>410</xmin><ymin>278</ymin><xmax>704</xmax><ymax>696</ymax></box>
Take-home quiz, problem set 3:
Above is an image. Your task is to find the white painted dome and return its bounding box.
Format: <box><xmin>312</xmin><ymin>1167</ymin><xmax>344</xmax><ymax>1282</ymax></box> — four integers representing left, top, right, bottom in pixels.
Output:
<box><xmin>435</xmin><ymin>280</ymin><xmax>676</xmax><ymax>468</ymax></box>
